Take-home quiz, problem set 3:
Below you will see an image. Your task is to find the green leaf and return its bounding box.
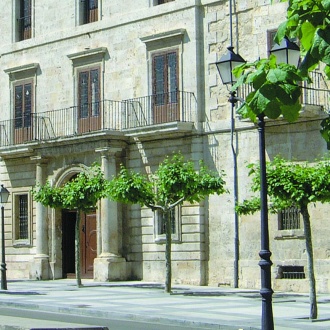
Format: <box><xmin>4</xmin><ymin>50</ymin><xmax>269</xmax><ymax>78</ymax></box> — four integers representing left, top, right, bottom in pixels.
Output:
<box><xmin>267</xmin><ymin>68</ymin><xmax>288</xmax><ymax>83</ymax></box>
<box><xmin>264</xmin><ymin>100</ymin><xmax>281</xmax><ymax>119</ymax></box>
<box><xmin>310</xmin><ymin>27</ymin><xmax>330</xmax><ymax>65</ymax></box>
<box><xmin>280</xmin><ymin>101</ymin><xmax>301</xmax><ymax>122</ymax></box>
<box><xmin>300</xmin><ymin>21</ymin><xmax>316</xmax><ymax>51</ymax></box>
<box><xmin>299</xmin><ymin>50</ymin><xmax>320</xmax><ymax>75</ymax></box>
<box><xmin>279</xmin><ymin>83</ymin><xmax>301</xmax><ymax>105</ymax></box>
<box><xmin>324</xmin><ymin>65</ymin><xmax>330</xmax><ymax>79</ymax></box>
<box><xmin>274</xmin><ymin>21</ymin><xmax>288</xmax><ymax>44</ymax></box>
<box><xmin>322</xmin><ymin>0</ymin><xmax>330</xmax><ymax>11</ymax></box>
<box><xmin>248</xmin><ymin>70</ymin><xmax>267</xmax><ymax>90</ymax></box>
<box><xmin>236</xmin><ymin>102</ymin><xmax>257</xmax><ymax>122</ymax></box>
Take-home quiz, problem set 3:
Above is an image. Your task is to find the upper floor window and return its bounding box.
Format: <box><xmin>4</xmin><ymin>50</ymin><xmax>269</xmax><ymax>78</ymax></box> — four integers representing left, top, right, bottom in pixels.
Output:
<box><xmin>156</xmin><ymin>0</ymin><xmax>175</xmax><ymax>4</ymax></box>
<box><xmin>17</xmin><ymin>0</ymin><xmax>32</xmax><ymax>41</ymax></box>
<box><xmin>78</xmin><ymin>66</ymin><xmax>101</xmax><ymax>133</ymax></box>
<box><xmin>80</xmin><ymin>0</ymin><xmax>98</xmax><ymax>25</ymax></box>
<box><xmin>14</xmin><ymin>80</ymin><xmax>34</xmax><ymax>144</ymax></box>
<box><xmin>152</xmin><ymin>50</ymin><xmax>179</xmax><ymax>123</ymax></box>
<box><xmin>267</xmin><ymin>29</ymin><xmax>277</xmax><ymax>57</ymax></box>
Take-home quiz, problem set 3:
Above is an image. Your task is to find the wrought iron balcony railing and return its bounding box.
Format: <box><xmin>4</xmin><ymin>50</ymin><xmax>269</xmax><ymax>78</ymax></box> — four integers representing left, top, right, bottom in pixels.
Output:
<box><xmin>122</xmin><ymin>91</ymin><xmax>197</xmax><ymax>129</ymax></box>
<box><xmin>0</xmin><ymin>92</ymin><xmax>197</xmax><ymax>148</ymax></box>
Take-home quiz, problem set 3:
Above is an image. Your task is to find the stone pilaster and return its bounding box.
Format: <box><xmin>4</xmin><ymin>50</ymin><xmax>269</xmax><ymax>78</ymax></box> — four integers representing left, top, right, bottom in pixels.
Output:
<box><xmin>94</xmin><ymin>148</ymin><xmax>126</xmax><ymax>281</ymax></box>
<box><xmin>29</xmin><ymin>156</ymin><xmax>50</xmax><ymax>280</ymax></box>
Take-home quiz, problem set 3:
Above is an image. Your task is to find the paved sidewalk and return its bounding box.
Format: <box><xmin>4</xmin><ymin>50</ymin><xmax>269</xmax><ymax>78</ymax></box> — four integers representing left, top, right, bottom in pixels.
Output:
<box><xmin>0</xmin><ymin>279</ymin><xmax>329</xmax><ymax>329</ymax></box>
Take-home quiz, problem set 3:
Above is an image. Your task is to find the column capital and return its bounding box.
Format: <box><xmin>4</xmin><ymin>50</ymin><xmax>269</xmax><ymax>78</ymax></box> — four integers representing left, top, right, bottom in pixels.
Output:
<box><xmin>30</xmin><ymin>155</ymin><xmax>48</xmax><ymax>165</ymax></box>
<box><xmin>95</xmin><ymin>147</ymin><xmax>122</xmax><ymax>157</ymax></box>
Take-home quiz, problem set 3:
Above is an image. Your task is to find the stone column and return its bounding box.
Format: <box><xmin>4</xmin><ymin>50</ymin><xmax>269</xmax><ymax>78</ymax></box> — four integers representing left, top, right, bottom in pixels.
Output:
<box><xmin>94</xmin><ymin>148</ymin><xmax>126</xmax><ymax>281</ymax></box>
<box><xmin>30</xmin><ymin>156</ymin><xmax>50</xmax><ymax>280</ymax></box>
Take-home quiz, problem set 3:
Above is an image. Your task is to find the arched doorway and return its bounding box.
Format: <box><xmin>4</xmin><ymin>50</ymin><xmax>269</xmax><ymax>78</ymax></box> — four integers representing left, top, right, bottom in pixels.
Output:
<box><xmin>61</xmin><ymin>209</ymin><xmax>97</xmax><ymax>279</ymax></box>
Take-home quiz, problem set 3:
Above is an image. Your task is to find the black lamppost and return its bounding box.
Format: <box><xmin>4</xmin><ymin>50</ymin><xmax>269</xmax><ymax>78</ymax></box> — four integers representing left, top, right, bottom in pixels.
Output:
<box><xmin>0</xmin><ymin>184</ymin><xmax>10</xmax><ymax>290</ymax></box>
<box><xmin>216</xmin><ymin>39</ymin><xmax>300</xmax><ymax>330</ymax></box>
<box><xmin>216</xmin><ymin>46</ymin><xmax>245</xmax><ymax>288</ymax></box>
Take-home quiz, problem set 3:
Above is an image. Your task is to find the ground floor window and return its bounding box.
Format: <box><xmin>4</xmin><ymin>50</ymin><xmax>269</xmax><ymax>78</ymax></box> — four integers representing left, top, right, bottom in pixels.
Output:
<box><xmin>154</xmin><ymin>206</ymin><xmax>181</xmax><ymax>243</ymax></box>
<box><xmin>278</xmin><ymin>206</ymin><xmax>301</xmax><ymax>230</ymax></box>
<box><xmin>13</xmin><ymin>191</ymin><xmax>31</xmax><ymax>246</ymax></box>
<box><xmin>277</xmin><ymin>265</ymin><xmax>306</xmax><ymax>279</ymax></box>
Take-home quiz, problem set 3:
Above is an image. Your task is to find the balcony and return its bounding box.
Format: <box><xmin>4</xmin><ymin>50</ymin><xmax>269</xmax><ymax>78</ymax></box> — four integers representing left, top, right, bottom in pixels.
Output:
<box><xmin>122</xmin><ymin>91</ymin><xmax>197</xmax><ymax>138</ymax></box>
<box><xmin>0</xmin><ymin>91</ymin><xmax>197</xmax><ymax>148</ymax></box>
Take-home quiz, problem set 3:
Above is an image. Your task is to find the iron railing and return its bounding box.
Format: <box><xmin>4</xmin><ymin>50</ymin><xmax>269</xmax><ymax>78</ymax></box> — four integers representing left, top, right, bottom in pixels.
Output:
<box><xmin>0</xmin><ymin>93</ymin><xmax>197</xmax><ymax>147</ymax></box>
<box><xmin>123</xmin><ymin>91</ymin><xmax>197</xmax><ymax>129</ymax></box>
<box><xmin>278</xmin><ymin>206</ymin><xmax>300</xmax><ymax>230</ymax></box>
<box><xmin>237</xmin><ymin>71</ymin><xmax>330</xmax><ymax>113</ymax></box>
<box><xmin>278</xmin><ymin>266</ymin><xmax>306</xmax><ymax>279</ymax></box>
<box><xmin>0</xmin><ymin>100</ymin><xmax>124</xmax><ymax>147</ymax></box>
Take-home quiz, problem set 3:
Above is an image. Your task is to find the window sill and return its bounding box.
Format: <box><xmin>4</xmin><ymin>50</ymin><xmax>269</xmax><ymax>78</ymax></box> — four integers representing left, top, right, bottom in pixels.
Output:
<box><xmin>155</xmin><ymin>235</ymin><xmax>181</xmax><ymax>244</ymax></box>
<box><xmin>13</xmin><ymin>239</ymin><xmax>31</xmax><ymax>247</ymax></box>
<box><xmin>274</xmin><ymin>229</ymin><xmax>305</xmax><ymax>240</ymax></box>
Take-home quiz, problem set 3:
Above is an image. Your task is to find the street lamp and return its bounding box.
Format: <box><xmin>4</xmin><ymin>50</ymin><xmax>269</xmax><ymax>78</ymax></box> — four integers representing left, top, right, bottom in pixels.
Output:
<box><xmin>216</xmin><ymin>46</ymin><xmax>246</xmax><ymax>85</ymax></box>
<box><xmin>270</xmin><ymin>36</ymin><xmax>300</xmax><ymax>66</ymax></box>
<box><xmin>216</xmin><ymin>46</ymin><xmax>245</xmax><ymax>289</ymax></box>
<box><xmin>216</xmin><ymin>38</ymin><xmax>300</xmax><ymax>330</ymax></box>
<box><xmin>0</xmin><ymin>184</ymin><xmax>10</xmax><ymax>290</ymax></box>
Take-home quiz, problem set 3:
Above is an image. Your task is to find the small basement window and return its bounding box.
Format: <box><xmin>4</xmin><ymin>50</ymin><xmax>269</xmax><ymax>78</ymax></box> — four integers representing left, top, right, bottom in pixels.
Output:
<box><xmin>278</xmin><ymin>266</ymin><xmax>305</xmax><ymax>279</ymax></box>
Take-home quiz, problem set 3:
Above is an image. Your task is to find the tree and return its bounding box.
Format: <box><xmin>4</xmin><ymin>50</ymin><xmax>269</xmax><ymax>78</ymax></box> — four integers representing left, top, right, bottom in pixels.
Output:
<box><xmin>32</xmin><ymin>164</ymin><xmax>108</xmax><ymax>287</ymax></box>
<box><xmin>237</xmin><ymin>157</ymin><xmax>330</xmax><ymax>319</ymax></box>
<box><xmin>233</xmin><ymin>0</ymin><xmax>330</xmax><ymax>141</ymax></box>
<box><xmin>107</xmin><ymin>153</ymin><xmax>227</xmax><ymax>293</ymax></box>
<box><xmin>275</xmin><ymin>0</ymin><xmax>330</xmax><ymax>79</ymax></box>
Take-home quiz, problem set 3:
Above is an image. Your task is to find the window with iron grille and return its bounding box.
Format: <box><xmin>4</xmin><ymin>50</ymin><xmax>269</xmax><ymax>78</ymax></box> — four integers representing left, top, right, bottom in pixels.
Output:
<box><xmin>17</xmin><ymin>0</ymin><xmax>32</xmax><ymax>41</ymax></box>
<box><xmin>154</xmin><ymin>206</ymin><xmax>181</xmax><ymax>243</ymax></box>
<box><xmin>13</xmin><ymin>192</ymin><xmax>31</xmax><ymax>245</ymax></box>
<box><xmin>278</xmin><ymin>266</ymin><xmax>306</xmax><ymax>279</ymax></box>
<box><xmin>278</xmin><ymin>206</ymin><xmax>301</xmax><ymax>230</ymax></box>
<box><xmin>80</xmin><ymin>0</ymin><xmax>98</xmax><ymax>24</ymax></box>
<box><xmin>18</xmin><ymin>195</ymin><xmax>28</xmax><ymax>239</ymax></box>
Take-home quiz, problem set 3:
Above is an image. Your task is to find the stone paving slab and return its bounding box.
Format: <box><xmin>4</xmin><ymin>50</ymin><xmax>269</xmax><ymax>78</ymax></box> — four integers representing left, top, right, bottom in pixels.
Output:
<box><xmin>0</xmin><ymin>279</ymin><xmax>330</xmax><ymax>329</ymax></box>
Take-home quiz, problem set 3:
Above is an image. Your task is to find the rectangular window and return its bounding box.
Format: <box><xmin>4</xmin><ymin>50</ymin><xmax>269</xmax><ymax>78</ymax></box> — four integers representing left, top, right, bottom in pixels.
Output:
<box><xmin>78</xmin><ymin>67</ymin><xmax>101</xmax><ymax>133</ymax></box>
<box><xmin>13</xmin><ymin>192</ymin><xmax>31</xmax><ymax>245</ymax></box>
<box><xmin>154</xmin><ymin>206</ymin><xmax>181</xmax><ymax>243</ymax></box>
<box><xmin>18</xmin><ymin>0</ymin><xmax>32</xmax><ymax>41</ymax></box>
<box><xmin>18</xmin><ymin>195</ymin><xmax>29</xmax><ymax>239</ymax></box>
<box><xmin>152</xmin><ymin>50</ymin><xmax>179</xmax><ymax>123</ymax></box>
<box><xmin>278</xmin><ymin>206</ymin><xmax>301</xmax><ymax>230</ymax></box>
<box><xmin>278</xmin><ymin>266</ymin><xmax>305</xmax><ymax>279</ymax></box>
<box><xmin>267</xmin><ymin>29</ymin><xmax>277</xmax><ymax>56</ymax></box>
<box><xmin>157</xmin><ymin>0</ymin><xmax>175</xmax><ymax>4</ymax></box>
<box><xmin>14</xmin><ymin>81</ymin><xmax>33</xmax><ymax>143</ymax></box>
<box><xmin>81</xmin><ymin>0</ymin><xmax>98</xmax><ymax>24</ymax></box>
<box><xmin>158</xmin><ymin>208</ymin><xmax>176</xmax><ymax>235</ymax></box>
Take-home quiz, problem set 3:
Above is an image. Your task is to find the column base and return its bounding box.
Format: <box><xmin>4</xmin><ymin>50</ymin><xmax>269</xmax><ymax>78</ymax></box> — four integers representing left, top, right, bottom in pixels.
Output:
<box><xmin>29</xmin><ymin>255</ymin><xmax>50</xmax><ymax>280</ymax></box>
<box><xmin>94</xmin><ymin>255</ymin><xmax>127</xmax><ymax>282</ymax></box>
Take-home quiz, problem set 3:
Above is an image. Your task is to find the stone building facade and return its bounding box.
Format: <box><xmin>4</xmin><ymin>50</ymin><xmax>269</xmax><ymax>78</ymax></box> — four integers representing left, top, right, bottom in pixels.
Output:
<box><xmin>0</xmin><ymin>0</ymin><xmax>329</xmax><ymax>293</ymax></box>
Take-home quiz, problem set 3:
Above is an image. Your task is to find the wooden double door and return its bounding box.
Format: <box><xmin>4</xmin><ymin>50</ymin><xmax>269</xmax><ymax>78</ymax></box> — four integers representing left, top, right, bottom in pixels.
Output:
<box><xmin>62</xmin><ymin>210</ymin><xmax>97</xmax><ymax>279</ymax></box>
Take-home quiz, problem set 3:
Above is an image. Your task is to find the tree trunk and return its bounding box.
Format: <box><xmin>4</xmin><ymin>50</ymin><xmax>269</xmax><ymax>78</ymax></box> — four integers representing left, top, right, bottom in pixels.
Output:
<box><xmin>164</xmin><ymin>209</ymin><xmax>172</xmax><ymax>293</ymax></box>
<box><xmin>75</xmin><ymin>210</ymin><xmax>82</xmax><ymax>288</ymax></box>
<box><xmin>301</xmin><ymin>204</ymin><xmax>317</xmax><ymax>319</ymax></box>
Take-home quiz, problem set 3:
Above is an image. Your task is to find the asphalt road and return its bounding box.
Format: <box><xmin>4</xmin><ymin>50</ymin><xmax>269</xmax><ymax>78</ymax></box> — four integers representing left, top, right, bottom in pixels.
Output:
<box><xmin>0</xmin><ymin>307</ymin><xmax>215</xmax><ymax>330</ymax></box>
